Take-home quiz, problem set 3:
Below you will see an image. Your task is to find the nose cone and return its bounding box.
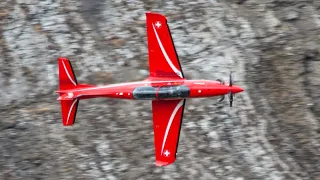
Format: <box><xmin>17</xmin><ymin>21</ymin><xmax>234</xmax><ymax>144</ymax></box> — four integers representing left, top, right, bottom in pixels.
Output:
<box><xmin>231</xmin><ymin>86</ymin><xmax>244</xmax><ymax>94</ymax></box>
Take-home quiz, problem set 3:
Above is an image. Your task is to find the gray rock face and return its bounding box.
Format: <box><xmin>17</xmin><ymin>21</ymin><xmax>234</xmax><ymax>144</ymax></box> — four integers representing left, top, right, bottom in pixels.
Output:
<box><xmin>0</xmin><ymin>0</ymin><xmax>320</xmax><ymax>179</ymax></box>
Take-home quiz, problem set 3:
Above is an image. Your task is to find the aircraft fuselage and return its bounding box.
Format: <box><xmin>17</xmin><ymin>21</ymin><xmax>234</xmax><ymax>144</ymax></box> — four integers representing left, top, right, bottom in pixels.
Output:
<box><xmin>61</xmin><ymin>78</ymin><xmax>243</xmax><ymax>101</ymax></box>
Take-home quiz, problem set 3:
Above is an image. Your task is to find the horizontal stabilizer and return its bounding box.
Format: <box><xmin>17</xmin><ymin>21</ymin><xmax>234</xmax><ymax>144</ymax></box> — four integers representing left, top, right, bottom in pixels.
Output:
<box><xmin>58</xmin><ymin>57</ymin><xmax>78</xmax><ymax>90</ymax></box>
<box><xmin>57</xmin><ymin>57</ymin><xmax>82</xmax><ymax>126</ymax></box>
<box><xmin>60</xmin><ymin>98</ymin><xmax>79</xmax><ymax>126</ymax></box>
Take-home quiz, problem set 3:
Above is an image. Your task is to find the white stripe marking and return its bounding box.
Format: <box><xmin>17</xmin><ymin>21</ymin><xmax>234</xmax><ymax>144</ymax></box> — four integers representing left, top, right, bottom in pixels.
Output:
<box><xmin>62</xmin><ymin>60</ymin><xmax>77</xmax><ymax>86</ymax></box>
<box><xmin>66</xmin><ymin>99</ymin><xmax>78</xmax><ymax>125</ymax></box>
<box><xmin>152</xmin><ymin>23</ymin><xmax>183</xmax><ymax>78</ymax></box>
<box><xmin>161</xmin><ymin>99</ymin><xmax>184</xmax><ymax>155</ymax></box>
<box><xmin>68</xmin><ymin>80</ymin><xmax>184</xmax><ymax>92</ymax></box>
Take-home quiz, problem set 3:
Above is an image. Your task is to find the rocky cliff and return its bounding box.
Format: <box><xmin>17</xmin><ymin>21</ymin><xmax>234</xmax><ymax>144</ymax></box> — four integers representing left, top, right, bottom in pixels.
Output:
<box><xmin>0</xmin><ymin>0</ymin><xmax>319</xmax><ymax>179</ymax></box>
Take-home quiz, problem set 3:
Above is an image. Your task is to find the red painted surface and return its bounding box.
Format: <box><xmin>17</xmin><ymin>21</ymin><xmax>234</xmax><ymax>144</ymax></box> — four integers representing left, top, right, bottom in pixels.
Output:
<box><xmin>56</xmin><ymin>12</ymin><xmax>244</xmax><ymax>166</ymax></box>
<box><xmin>152</xmin><ymin>99</ymin><xmax>185</xmax><ymax>166</ymax></box>
<box><xmin>146</xmin><ymin>12</ymin><xmax>184</xmax><ymax>79</ymax></box>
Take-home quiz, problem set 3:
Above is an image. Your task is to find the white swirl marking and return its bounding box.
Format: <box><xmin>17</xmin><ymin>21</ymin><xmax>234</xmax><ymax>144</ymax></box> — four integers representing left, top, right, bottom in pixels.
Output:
<box><xmin>66</xmin><ymin>99</ymin><xmax>78</xmax><ymax>125</ymax></box>
<box><xmin>152</xmin><ymin>23</ymin><xmax>183</xmax><ymax>78</ymax></box>
<box><xmin>161</xmin><ymin>99</ymin><xmax>184</xmax><ymax>155</ymax></box>
<box><xmin>62</xmin><ymin>60</ymin><xmax>77</xmax><ymax>86</ymax></box>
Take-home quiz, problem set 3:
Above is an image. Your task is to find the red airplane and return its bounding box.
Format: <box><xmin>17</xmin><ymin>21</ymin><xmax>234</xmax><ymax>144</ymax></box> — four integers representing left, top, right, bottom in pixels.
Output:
<box><xmin>56</xmin><ymin>12</ymin><xmax>243</xmax><ymax>166</ymax></box>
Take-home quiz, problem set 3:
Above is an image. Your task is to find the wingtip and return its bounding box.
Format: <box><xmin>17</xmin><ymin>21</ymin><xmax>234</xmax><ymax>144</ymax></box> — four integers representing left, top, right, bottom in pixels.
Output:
<box><xmin>146</xmin><ymin>12</ymin><xmax>167</xmax><ymax>20</ymax></box>
<box><xmin>155</xmin><ymin>159</ymin><xmax>176</xmax><ymax>167</ymax></box>
<box><xmin>155</xmin><ymin>160</ymin><xmax>170</xmax><ymax>167</ymax></box>
<box><xmin>58</xmin><ymin>57</ymin><xmax>69</xmax><ymax>61</ymax></box>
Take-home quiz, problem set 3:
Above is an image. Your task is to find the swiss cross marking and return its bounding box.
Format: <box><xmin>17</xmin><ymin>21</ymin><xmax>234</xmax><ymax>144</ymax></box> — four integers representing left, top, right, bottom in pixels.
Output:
<box><xmin>155</xmin><ymin>21</ymin><xmax>162</xmax><ymax>28</ymax></box>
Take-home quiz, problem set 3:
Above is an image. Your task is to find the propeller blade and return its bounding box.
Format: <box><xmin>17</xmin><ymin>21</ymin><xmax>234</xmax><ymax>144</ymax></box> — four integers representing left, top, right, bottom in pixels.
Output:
<box><xmin>228</xmin><ymin>89</ymin><xmax>234</xmax><ymax>107</ymax></box>
<box><xmin>230</xmin><ymin>94</ymin><xmax>233</xmax><ymax>107</ymax></box>
<box><xmin>229</xmin><ymin>72</ymin><xmax>233</xmax><ymax>87</ymax></box>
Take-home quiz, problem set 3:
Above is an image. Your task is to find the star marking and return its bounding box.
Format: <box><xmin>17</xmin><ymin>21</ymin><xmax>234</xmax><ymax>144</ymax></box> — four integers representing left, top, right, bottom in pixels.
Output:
<box><xmin>155</xmin><ymin>21</ymin><xmax>162</xmax><ymax>28</ymax></box>
<box><xmin>164</xmin><ymin>150</ymin><xmax>170</xmax><ymax>157</ymax></box>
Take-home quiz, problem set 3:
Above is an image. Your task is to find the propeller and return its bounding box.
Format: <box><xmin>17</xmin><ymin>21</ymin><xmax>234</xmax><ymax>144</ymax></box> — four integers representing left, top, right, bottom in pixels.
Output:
<box><xmin>229</xmin><ymin>91</ymin><xmax>233</xmax><ymax>107</ymax></box>
<box><xmin>228</xmin><ymin>72</ymin><xmax>234</xmax><ymax>107</ymax></box>
<box><xmin>217</xmin><ymin>72</ymin><xmax>235</xmax><ymax>107</ymax></box>
<box><xmin>229</xmin><ymin>72</ymin><xmax>233</xmax><ymax>86</ymax></box>
<box><xmin>216</xmin><ymin>79</ymin><xmax>225</xmax><ymax>102</ymax></box>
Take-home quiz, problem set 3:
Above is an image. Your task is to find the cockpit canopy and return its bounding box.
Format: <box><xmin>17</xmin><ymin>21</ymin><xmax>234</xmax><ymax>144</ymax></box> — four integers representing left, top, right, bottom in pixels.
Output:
<box><xmin>132</xmin><ymin>85</ymin><xmax>190</xmax><ymax>100</ymax></box>
<box><xmin>132</xmin><ymin>86</ymin><xmax>157</xmax><ymax>99</ymax></box>
<box><xmin>158</xmin><ymin>85</ymin><xmax>190</xmax><ymax>99</ymax></box>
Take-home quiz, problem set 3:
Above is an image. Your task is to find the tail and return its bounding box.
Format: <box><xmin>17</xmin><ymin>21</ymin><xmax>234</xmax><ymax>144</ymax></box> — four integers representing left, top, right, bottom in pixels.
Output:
<box><xmin>57</xmin><ymin>57</ymin><xmax>82</xmax><ymax>126</ymax></box>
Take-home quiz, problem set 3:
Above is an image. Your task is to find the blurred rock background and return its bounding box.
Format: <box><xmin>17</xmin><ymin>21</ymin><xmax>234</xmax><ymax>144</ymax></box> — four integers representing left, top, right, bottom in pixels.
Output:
<box><xmin>0</xmin><ymin>0</ymin><xmax>320</xmax><ymax>179</ymax></box>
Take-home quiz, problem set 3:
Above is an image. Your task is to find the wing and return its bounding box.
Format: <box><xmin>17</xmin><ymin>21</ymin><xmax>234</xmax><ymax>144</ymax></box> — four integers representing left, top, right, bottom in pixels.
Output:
<box><xmin>146</xmin><ymin>12</ymin><xmax>184</xmax><ymax>79</ymax></box>
<box><xmin>152</xmin><ymin>99</ymin><xmax>186</xmax><ymax>166</ymax></box>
